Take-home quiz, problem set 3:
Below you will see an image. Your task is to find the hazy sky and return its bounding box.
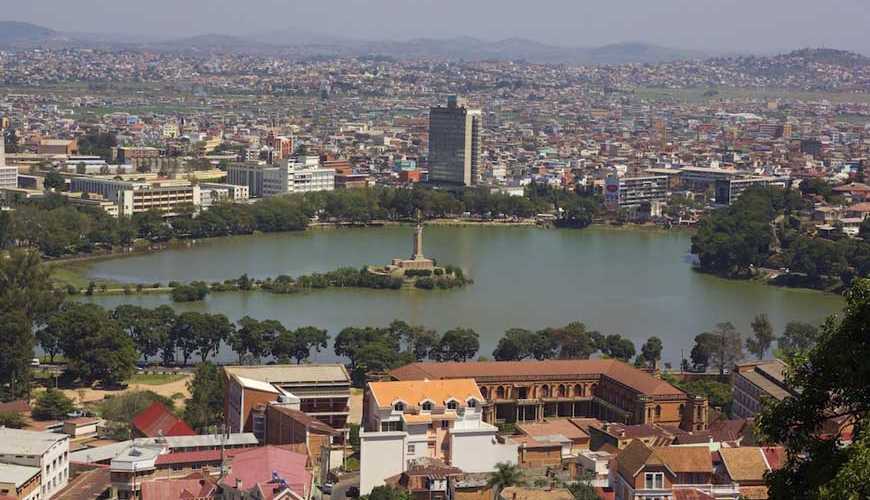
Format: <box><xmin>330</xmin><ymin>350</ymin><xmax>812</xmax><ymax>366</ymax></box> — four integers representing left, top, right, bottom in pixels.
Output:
<box><xmin>8</xmin><ymin>0</ymin><xmax>870</xmax><ymax>53</ymax></box>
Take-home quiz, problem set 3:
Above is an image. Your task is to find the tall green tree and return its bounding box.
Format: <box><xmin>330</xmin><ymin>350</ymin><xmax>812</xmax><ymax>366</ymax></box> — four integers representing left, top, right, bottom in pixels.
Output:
<box><xmin>759</xmin><ymin>279</ymin><xmax>870</xmax><ymax>499</ymax></box>
<box><xmin>113</xmin><ymin>305</ymin><xmax>167</xmax><ymax>363</ymax></box>
<box><xmin>230</xmin><ymin>316</ymin><xmax>284</xmax><ymax>363</ymax></box>
<box><xmin>434</xmin><ymin>328</ymin><xmax>480</xmax><ymax>362</ymax></box>
<box><xmin>184</xmin><ymin>362</ymin><xmax>226</xmax><ymax>432</ymax></box>
<box><xmin>704</xmin><ymin>322</ymin><xmax>744</xmax><ymax>375</ymax></box>
<box><xmin>778</xmin><ymin>321</ymin><xmax>820</xmax><ymax>359</ymax></box>
<box><xmin>272</xmin><ymin>326</ymin><xmax>329</xmax><ymax>364</ymax></box>
<box><xmin>640</xmin><ymin>336</ymin><xmax>663</xmax><ymax>368</ymax></box>
<box><xmin>747</xmin><ymin>313</ymin><xmax>776</xmax><ymax>360</ymax></box>
<box><xmin>32</xmin><ymin>389</ymin><xmax>75</xmax><ymax>421</ymax></box>
<box><xmin>56</xmin><ymin>303</ymin><xmax>138</xmax><ymax>385</ymax></box>
<box><xmin>601</xmin><ymin>334</ymin><xmax>636</xmax><ymax>362</ymax></box>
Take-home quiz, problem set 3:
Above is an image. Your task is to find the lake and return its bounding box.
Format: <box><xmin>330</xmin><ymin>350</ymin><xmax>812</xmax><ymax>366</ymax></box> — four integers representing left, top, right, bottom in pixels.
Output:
<box><xmin>82</xmin><ymin>225</ymin><xmax>845</xmax><ymax>364</ymax></box>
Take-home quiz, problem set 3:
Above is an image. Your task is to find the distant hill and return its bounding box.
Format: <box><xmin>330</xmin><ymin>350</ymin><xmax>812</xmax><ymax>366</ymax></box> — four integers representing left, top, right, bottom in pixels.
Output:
<box><xmin>779</xmin><ymin>48</ymin><xmax>870</xmax><ymax>66</ymax></box>
<box><xmin>0</xmin><ymin>21</ymin><xmax>58</xmax><ymax>45</ymax></box>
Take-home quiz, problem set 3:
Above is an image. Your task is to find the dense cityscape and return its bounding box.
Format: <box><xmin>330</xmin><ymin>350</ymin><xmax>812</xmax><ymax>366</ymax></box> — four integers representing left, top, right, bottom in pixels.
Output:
<box><xmin>0</xmin><ymin>8</ymin><xmax>869</xmax><ymax>500</ymax></box>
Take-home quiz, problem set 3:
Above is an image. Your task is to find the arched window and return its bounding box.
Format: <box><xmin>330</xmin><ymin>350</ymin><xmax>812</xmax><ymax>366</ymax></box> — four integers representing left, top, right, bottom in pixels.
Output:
<box><xmin>394</xmin><ymin>402</ymin><xmax>405</xmax><ymax>412</ymax></box>
<box><xmin>467</xmin><ymin>399</ymin><xmax>477</xmax><ymax>408</ymax></box>
<box><xmin>421</xmin><ymin>401</ymin><xmax>433</xmax><ymax>412</ymax></box>
<box><xmin>480</xmin><ymin>387</ymin><xmax>488</xmax><ymax>399</ymax></box>
<box><xmin>574</xmin><ymin>384</ymin><xmax>583</xmax><ymax>397</ymax></box>
<box><xmin>446</xmin><ymin>401</ymin><xmax>458</xmax><ymax>410</ymax></box>
<box><xmin>541</xmin><ymin>385</ymin><xmax>550</xmax><ymax>398</ymax></box>
<box><xmin>558</xmin><ymin>384</ymin><xmax>567</xmax><ymax>397</ymax></box>
<box><xmin>496</xmin><ymin>386</ymin><xmax>505</xmax><ymax>399</ymax></box>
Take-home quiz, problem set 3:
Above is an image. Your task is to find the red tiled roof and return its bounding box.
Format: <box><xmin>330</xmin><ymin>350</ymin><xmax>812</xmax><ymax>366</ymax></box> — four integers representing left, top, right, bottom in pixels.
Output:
<box><xmin>390</xmin><ymin>360</ymin><xmax>684</xmax><ymax>396</ymax></box>
<box><xmin>0</xmin><ymin>400</ymin><xmax>30</xmax><ymax>413</ymax></box>
<box><xmin>140</xmin><ymin>475</ymin><xmax>218</xmax><ymax>500</ymax></box>
<box><xmin>222</xmin><ymin>446</ymin><xmax>311</xmax><ymax>497</ymax></box>
<box><xmin>761</xmin><ymin>447</ymin><xmax>785</xmax><ymax>471</ymax></box>
<box><xmin>131</xmin><ymin>402</ymin><xmax>196</xmax><ymax>438</ymax></box>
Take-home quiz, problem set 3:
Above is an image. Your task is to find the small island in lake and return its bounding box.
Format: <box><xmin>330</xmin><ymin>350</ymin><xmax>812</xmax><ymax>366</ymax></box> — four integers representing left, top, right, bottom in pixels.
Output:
<box><xmin>367</xmin><ymin>217</ymin><xmax>469</xmax><ymax>289</ymax></box>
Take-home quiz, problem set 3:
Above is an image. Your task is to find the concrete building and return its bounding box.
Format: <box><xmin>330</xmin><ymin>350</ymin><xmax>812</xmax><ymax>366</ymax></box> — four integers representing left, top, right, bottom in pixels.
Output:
<box><xmin>69</xmin><ymin>177</ymin><xmax>200</xmax><ymax>216</ymax></box>
<box><xmin>226</xmin><ymin>162</ymin><xmax>269</xmax><ymax>198</ymax></box>
<box><xmin>0</xmin><ymin>133</ymin><xmax>18</xmax><ymax>190</ymax></box>
<box><xmin>390</xmin><ymin>360</ymin><xmax>709</xmax><ymax>432</ymax></box>
<box><xmin>37</xmin><ymin>139</ymin><xmax>77</xmax><ymax>156</ymax></box>
<box><xmin>0</xmin><ymin>463</ymin><xmax>41</xmax><ymax>500</ymax></box>
<box><xmin>359</xmin><ymin>378</ymin><xmax>517</xmax><ymax>495</ymax></box>
<box><xmin>0</xmin><ymin>428</ymin><xmax>70</xmax><ymax>499</ymax></box>
<box><xmin>262</xmin><ymin>158</ymin><xmax>336</xmax><ymax>196</ymax></box>
<box><xmin>428</xmin><ymin>96</ymin><xmax>482</xmax><ymax>186</ymax></box>
<box><xmin>199</xmin><ymin>182</ymin><xmax>249</xmax><ymax>201</ymax></box>
<box><xmin>605</xmin><ymin>174</ymin><xmax>668</xmax><ymax>209</ymax></box>
<box><xmin>714</xmin><ymin>176</ymin><xmax>790</xmax><ymax>205</ymax></box>
<box><xmin>732</xmin><ymin>360</ymin><xmax>793</xmax><ymax>419</ymax></box>
<box><xmin>223</xmin><ymin>364</ymin><xmax>351</xmax><ymax>437</ymax></box>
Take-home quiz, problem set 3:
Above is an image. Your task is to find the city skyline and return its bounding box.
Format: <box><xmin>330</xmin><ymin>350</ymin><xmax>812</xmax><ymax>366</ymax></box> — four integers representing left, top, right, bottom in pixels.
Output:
<box><xmin>4</xmin><ymin>0</ymin><xmax>870</xmax><ymax>55</ymax></box>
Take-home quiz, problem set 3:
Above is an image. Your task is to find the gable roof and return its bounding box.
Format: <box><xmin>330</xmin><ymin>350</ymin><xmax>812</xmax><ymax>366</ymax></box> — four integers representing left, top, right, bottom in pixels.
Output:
<box><xmin>653</xmin><ymin>447</ymin><xmax>713</xmax><ymax>474</ymax></box>
<box><xmin>719</xmin><ymin>447</ymin><xmax>770</xmax><ymax>482</ymax></box>
<box><xmin>389</xmin><ymin>360</ymin><xmax>684</xmax><ymax>396</ymax></box>
<box><xmin>368</xmin><ymin>379</ymin><xmax>483</xmax><ymax>409</ymax></box>
<box><xmin>131</xmin><ymin>402</ymin><xmax>196</xmax><ymax>438</ymax></box>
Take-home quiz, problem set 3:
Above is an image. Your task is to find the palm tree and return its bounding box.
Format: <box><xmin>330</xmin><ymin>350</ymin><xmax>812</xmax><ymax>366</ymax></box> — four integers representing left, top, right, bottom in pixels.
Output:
<box><xmin>487</xmin><ymin>462</ymin><xmax>524</xmax><ymax>496</ymax></box>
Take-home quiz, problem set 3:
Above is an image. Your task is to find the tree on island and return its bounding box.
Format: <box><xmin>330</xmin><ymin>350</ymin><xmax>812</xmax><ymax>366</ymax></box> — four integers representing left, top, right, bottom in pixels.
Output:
<box><xmin>747</xmin><ymin>313</ymin><xmax>776</xmax><ymax>360</ymax></box>
<box><xmin>758</xmin><ymin>279</ymin><xmax>870</xmax><ymax>498</ymax></box>
<box><xmin>434</xmin><ymin>328</ymin><xmax>480</xmax><ymax>362</ymax></box>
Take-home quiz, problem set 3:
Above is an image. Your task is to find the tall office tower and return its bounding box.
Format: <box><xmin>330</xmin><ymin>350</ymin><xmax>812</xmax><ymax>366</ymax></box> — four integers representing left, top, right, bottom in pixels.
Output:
<box><xmin>428</xmin><ymin>96</ymin><xmax>482</xmax><ymax>186</ymax></box>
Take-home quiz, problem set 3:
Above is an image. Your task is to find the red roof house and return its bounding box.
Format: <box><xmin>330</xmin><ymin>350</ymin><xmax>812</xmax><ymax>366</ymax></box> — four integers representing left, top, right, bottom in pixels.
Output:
<box><xmin>131</xmin><ymin>402</ymin><xmax>196</xmax><ymax>438</ymax></box>
<box><xmin>222</xmin><ymin>446</ymin><xmax>312</xmax><ymax>499</ymax></box>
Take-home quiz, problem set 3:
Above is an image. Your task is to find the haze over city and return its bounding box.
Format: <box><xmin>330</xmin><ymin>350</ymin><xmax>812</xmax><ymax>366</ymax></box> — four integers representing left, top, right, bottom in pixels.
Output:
<box><xmin>6</xmin><ymin>0</ymin><xmax>870</xmax><ymax>54</ymax></box>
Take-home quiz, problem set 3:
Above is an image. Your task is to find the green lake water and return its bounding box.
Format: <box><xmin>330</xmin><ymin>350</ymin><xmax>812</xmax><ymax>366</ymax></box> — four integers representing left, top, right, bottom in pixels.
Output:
<box><xmin>82</xmin><ymin>225</ymin><xmax>844</xmax><ymax>364</ymax></box>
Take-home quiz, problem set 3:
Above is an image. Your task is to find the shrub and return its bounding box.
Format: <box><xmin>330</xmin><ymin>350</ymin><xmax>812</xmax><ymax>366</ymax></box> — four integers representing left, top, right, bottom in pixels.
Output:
<box><xmin>415</xmin><ymin>277</ymin><xmax>435</xmax><ymax>290</ymax></box>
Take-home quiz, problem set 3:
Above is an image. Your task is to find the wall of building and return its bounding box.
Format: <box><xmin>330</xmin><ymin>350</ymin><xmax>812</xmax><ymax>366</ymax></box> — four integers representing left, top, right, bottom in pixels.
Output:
<box><xmin>360</xmin><ymin>431</ymin><xmax>406</xmax><ymax>495</ymax></box>
<box><xmin>449</xmin><ymin>428</ymin><xmax>517</xmax><ymax>474</ymax></box>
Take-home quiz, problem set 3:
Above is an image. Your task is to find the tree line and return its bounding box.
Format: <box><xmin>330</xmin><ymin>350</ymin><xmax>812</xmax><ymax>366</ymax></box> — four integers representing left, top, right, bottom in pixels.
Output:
<box><xmin>686</xmin><ymin>313</ymin><xmax>821</xmax><ymax>375</ymax></box>
<box><xmin>0</xmin><ymin>184</ymin><xmax>600</xmax><ymax>258</ymax></box>
<box><xmin>692</xmin><ymin>185</ymin><xmax>870</xmax><ymax>290</ymax></box>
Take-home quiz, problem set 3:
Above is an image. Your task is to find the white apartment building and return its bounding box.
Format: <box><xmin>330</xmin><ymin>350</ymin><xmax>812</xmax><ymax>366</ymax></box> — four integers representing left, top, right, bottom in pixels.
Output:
<box><xmin>0</xmin><ymin>428</ymin><xmax>70</xmax><ymax>499</ymax></box>
<box><xmin>262</xmin><ymin>158</ymin><xmax>335</xmax><ymax>197</ymax></box>
<box><xmin>69</xmin><ymin>177</ymin><xmax>200</xmax><ymax>216</ymax></box>
<box><xmin>359</xmin><ymin>378</ymin><xmax>517</xmax><ymax>495</ymax></box>
<box><xmin>200</xmin><ymin>182</ymin><xmax>250</xmax><ymax>201</ymax></box>
<box><xmin>0</xmin><ymin>132</ymin><xmax>17</xmax><ymax>190</ymax></box>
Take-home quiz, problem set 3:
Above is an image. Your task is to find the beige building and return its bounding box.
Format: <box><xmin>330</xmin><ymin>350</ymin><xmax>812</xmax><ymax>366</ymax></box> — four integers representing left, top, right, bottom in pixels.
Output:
<box><xmin>428</xmin><ymin>96</ymin><xmax>481</xmax><ymax>186</ymax></box>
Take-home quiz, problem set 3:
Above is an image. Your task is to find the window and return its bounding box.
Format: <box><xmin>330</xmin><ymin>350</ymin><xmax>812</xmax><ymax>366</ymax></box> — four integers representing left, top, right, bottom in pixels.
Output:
<box><xmin>394</xmin><ymin>402</ymin><xmax>405</xmax><ymax>412</ymax></box>
<box><xmin>447</xmin><ymin>401</ymin><xmax>458</xmax><ymax>410</ymax></box>
<box><xmin>467</xmin><ymin>399</ymin><xmax>477</xmax><ymax>408</ymax></box>
<box><xmin>644</xmin><ymin>472</ymin><xmax>664</xmax><ymax>489</ymax></box>
<box><xmin>421</xmin><ymin>401</ymin><xmax>433</xmax><ymax>412</ymax></box>
<box><xmin>655</xmin><ymin>405</ymin><xmax>662</xmax><ymax>419</ymax></box>
<box><xmin>407</xmin><ymin>444</ymin><xmax>415</xmax><ymax>454</ymax></box>
<box><xmin>441</xmin><ymin>420</ymin><xmax>449</xmax><ymax>429</ymax></box>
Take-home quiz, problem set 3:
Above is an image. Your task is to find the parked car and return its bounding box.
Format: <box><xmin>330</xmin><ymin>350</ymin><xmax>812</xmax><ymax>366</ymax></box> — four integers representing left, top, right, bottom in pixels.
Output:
<box><xmin>345</xmin><ymin>486</ymin><xmax>359</xmax><ymax>498</ymax></box>
<box><xmin>320</xmin><ymin>483</ymin><xmax>334</xmax><ymax>494</ymax></box>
